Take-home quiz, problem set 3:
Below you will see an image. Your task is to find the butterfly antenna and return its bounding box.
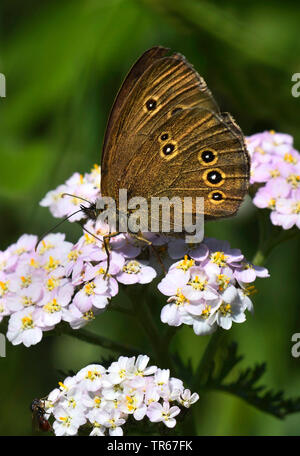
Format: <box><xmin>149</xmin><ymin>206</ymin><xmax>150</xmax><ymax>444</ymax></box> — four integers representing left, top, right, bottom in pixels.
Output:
<box><xmin>35</xmin><ymin>209</ymin><xmax>83</xmax><ymax>251</ymax></box>
<box><xmin>61</xmin><ymin>193</ymin><xmax>93</xmax><ymax>205</ymax></box>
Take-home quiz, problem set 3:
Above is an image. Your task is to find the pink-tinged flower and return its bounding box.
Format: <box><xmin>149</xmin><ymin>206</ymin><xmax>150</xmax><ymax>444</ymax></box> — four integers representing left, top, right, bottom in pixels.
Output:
<box><xmin>253</xmin><ymin>178</ymin><xmax>291</xmax><ymax>210</ymax></box>
<box><xmin>181</xmin><ymin>306</ymin><xmax>217</xmax><ymax>336</ymax></box>
<box><xmin>160</xmin><ymin>292</ymin><xmax>188</xmax><ymax>327</ymax></box>
<box><xmin>62</xmin><ymin>304</ymin><xmax>102</xmax><ymax>329</ymax></box>
<box><xmin>40</xmin><ymin>170</ymin><xmax>100</xmax><ymax>222</ymax></box>
<box><xmin>53</xmin><ymin>406</ymin><xmax>87</xmax><ymax>436</ymax></box>
<box><xmin>212</xmin><ymin>286</ymin><xmax>247</xmax><ymax>330</ymax></box>
<box><xmin>274</xmin><ymin>189</ymin><xmax>300</xmax><ymax>229</ymax></box>
<box><xmin>158</xmin><ymin>268</ymin><xmax>189</xmax><ymax>297</ymax></box>
<box><xmin>8</xmin><ymin>234</ymin><xmax>37</xmax><ymax>258</ymax></box>
<box><xmin>76</xmin><ymin>364</ymin><xmax>106</xmax><ymax>392</ymax></box>
<box><xmin>181</xmin><ymin>266</ymin><xmax>218</xmax><ymax>302</ymax></box>
<box><xmin>7</xmin><ymin>306</ymin><xmax>45</xmax><ymax>347</ymax></box>
<box><xmin>204</xmin><ymin>238</ymin><xmax>244</xmax><ymax>268</ymax></box>
<box><xmin>154</xmin><ymin>369</ymin><xmax>170</xmax><ymax>396</ymax></box>
<box><xmin>41</xmin><ymin>353</ymin><xmax>199</xmax><ymax>436</ymax></box>
<box><xmin>65</xmin><ymin>243</ymin><xmax>106</xmax><ymax>283</ymax></box>
<box><xmin>130</xmin><ymin>355</ymin><xmax>157</xmax><ymax>388</ymax></box>
<box><xmin>0</xmin><ymin>298</ymin><xmax>11</xmax><ymax>322</ymax></box>
<box><xmin>147</xmin><ymin>401</ymin><xmax>180</xmax><ymax>428</ymax></box>
<box><xmin>36</xmin><ymin>282</ymin><xmax>74</xmax><ymax>327</ymax></box>
<box><xmin>72</xmin><ymin>277</ymin><xmax>110</xmax><ymax>312</ymax></box>
<box><xmin>119</xmin><ymin>390</ymin><xmax>146</xmax><ymax>420</ymax></box>
<box><xmin>178</xmin><ymin>389</ymin><xmax>199</xmax><ymax>408</ymax></box>
<box><xmin>107</xmin><ymin>356</ymin><xmax>135</xmax><ymax>384</ymax></box>
<box><xmin>116</xmin><ymin>260</ymin><xmax>156</xmax><ymax>285</ymax></box>
<box><xmin>234</xmin><ymin>262</ymin><xmax>269</xmax><ymax>283</ymax></box>
<box><xmin>6</xmin><ymin>286</ymin><xmax>42</xmax><ymax>313</ymax></box>
<box><xmin>97</xmin><ymin>409</ymin><xmax>126</xmax><ymax>436</ymax></box>
<box><xmin>248</xmin><ymin>130</ymin><xmax>300</xmax><ymax>231</ymax></box>
<box><xmin>113</xmin><ymin>234</ymin><xmax>142</xmax><ymax>259</ymax></box>
<box><xmin>167</xmin><ymin>239</ymin><xmax>209</xmax><ymax>261</ymax></box>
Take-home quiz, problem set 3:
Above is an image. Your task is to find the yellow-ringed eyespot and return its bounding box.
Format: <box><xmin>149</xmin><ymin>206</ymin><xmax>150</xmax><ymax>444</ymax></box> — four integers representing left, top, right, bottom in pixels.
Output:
<box><xmin>144</xmin><ymin>98</ymin><xmax>157</xmax><ymax>112</ymax></box>
<box><xmin>208</xmin><ymin>190</ymin><xmax>225</xmax><ymax>204</ymax></box>
<box><xmin>202</xmin><ymin>168</ymin><xmax>225</xmax><ymax>187</ymax></box>
<box><xmin>159</xmin><ymin>132</ymin><xmax>170</xmax><ymax>142</ymax></box>
<box><xmin>160</xmin><ymin>141</ymin><xmax>177</xmax><ymax>159</ymax></box>
<box><xmin>198</xmin><ymin>148</ymin><xmax>218</xmax><ymax>166</ymax></box>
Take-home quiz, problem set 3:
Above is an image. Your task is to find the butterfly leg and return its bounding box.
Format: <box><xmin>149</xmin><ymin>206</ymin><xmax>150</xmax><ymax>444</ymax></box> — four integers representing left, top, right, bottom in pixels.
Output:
<box><xmin>102</xmin><ymin>231</ymin><xmax>120</xmax><ymax>278</ymax></box>
<box><xmin>130</xmin><ymin>233</ymin><xmax>166</xmax><ymax>275</ymax></box>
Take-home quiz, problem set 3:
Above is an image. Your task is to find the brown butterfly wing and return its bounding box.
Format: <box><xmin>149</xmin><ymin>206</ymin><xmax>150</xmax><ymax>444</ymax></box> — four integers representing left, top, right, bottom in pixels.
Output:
<box><xmin>101</xmin><ymin>47</ymin><xmax>219</xmax><ymax>199</ymax></box>
<box><xmin>117</xmin><ymin>107</ymin><xmax>249</xmax><ymax>226</ymax></box>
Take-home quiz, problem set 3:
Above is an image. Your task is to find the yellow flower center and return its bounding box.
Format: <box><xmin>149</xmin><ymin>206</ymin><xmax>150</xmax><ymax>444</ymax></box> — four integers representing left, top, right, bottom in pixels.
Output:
<box><xmin>59</xmin><ymin>416</ymin><xmax>71</xmax><ymax>426</ymax></box>
<box><xmin>68</xmin><ymin>250</ymin><xmax>82</xmax><ymax>261</ymax></box>
<box><xmin>15</xmin><ymin>247</ymin><xmax>26</xmax><ymax>255</ymax></box>
<box><xmin>94</xmin><ymin>396</ymin><xmax>101</xmax><ymax>407</ymax></box>
<box><xmin>123</xmin><ymin>260</ymin><xmax>141</xmax><ymax>274</ymax></box>
<box><xmin>43</xmin><ymin>298</ymin><xmax>61</xmax><ymax>314</ymax></box>
<box><xmin>83</xmin><ymin>310</ymin><xmax>95</xmax><ymax>321</ymax></box>
<box><xmin>84</xmin><ymin>282</ymin><xmax>96</xmax><ymax>295</ymax></box>
<box><xmin>176</xmin><ymin>255</ymin><xmax>195</xmax><ymax>271</ymax></box>
<box><xmin>44</xmin><ymin>256</ymin><xmax>60</xmax><ymax>272</ymax></box>
<box><xmin>29</xmin><ymin>258</ymin><xmax>39</xmax><ymax>268</ymax></box>
<box><xmin>201</xmin><ymin>305</ymin><xmax>211</xmax><ymax>319</ymax></box>
<box><xmin>219</xmin><ymin>302</ymin><xmax>231</xmax><ymax>316</ymax></box>
<box><xmin>86</xmin><ymin>369</ymin><xmax>102</xmax><ymax>381</ymax></box>
<box><xmin>39</xmin><ymin>240</ymin><xmax>54</xmax><ymax>254</ymax></box>
<box><xmin>175</xmin><ymin>289</ymin><xmax>189</xmax><ymax>306</ymax></box>
<box><xmin>84</xmin><ymin>233</ymin><xmax>96</xmax><ymax>244</ymax></box>
<box><xmin>126</xmin><ymin>395</ymin><xmax>137</xmax><ymax>412</ymax></box>
<box><xmin>188</xmin><ymin>275</ymin><xmax>207</xmax><ymax>291</ymax></box>
<box><xmin>21</xmin><ymin>315</ymin><xmax>34</xmax><ymax>329</ymax></box>
<box><xmin>244</xmin><ymin>285</ymin><xmax>257</xmax><ymax>296</ymax></box>
<box><xmin>217</xmin><ymin>274</ymin><xmax>230</xmax><ymax>292</ymax></box>
<box><xmin>293</xmin><ymin>202</ymin><xmax>300</xmax><ymax>214</ymax></box>
<box><xmin>211</xmin><ymin>251</ymin><xmax>228</xmax><ymax>267</ymax></box>
<box><xmin>0</xmin><ymin>281</ymin><xmax>9</xmax><ymax>296</ymax></box>
<box><xmin>22</xmin><ymin>296</ymin><xmax>33</xmax><ymax>307</ymax></box>
<box><xmin>284</xmin><ymin>153</ymin><xmax>297</xmax><ymax>164</ymax></box>
<box><xmin>287</xmin><ymin>174</ymin><xmax>300</xmax><ymax>188</ymax></box>
<box><xmin>20</xmin><ymin>275</ymin><xmax>32</xmax><ymax>288</ymax></box>
<box><xmin>46</xmin><ymin>277</ymin><xmax>60</xmax><ymax>291</ymax></box>
<box><xmin>270</xmin><ymin>169</ymin><xmax>280</xmax><ymax>178</ymax></box>
<box><xmin>268</xmin><ymin>198</ymin><xmax>276</xmax><ymax>209</ymax></box>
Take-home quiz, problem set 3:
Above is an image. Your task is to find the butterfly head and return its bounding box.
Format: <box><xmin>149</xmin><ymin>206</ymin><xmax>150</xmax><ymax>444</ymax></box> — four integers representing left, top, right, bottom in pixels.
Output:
<box><xmin>80</xmin><ymin>202</ymin><xmax>99</xmax><ymax>221</ymax></box>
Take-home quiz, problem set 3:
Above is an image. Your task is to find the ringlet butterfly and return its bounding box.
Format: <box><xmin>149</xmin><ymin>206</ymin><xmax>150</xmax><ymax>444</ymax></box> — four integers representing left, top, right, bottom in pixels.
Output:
<box><xmin>98</xmin><ymin>46</ymin><xmax>250</xmax><ymax>237</ymax></box>
<box><xmin>39</xmin><ymin>47</ymin><xmax>250</xmax><ymax>270</ymax></box>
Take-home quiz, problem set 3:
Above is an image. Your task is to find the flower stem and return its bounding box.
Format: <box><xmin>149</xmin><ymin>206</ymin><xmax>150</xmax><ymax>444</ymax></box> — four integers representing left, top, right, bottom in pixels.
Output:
<box><xmin>128</xmin><ymin>284</ymin><xmax>176</xmax><ymax>372</ymax></box>
<box><xmin>47</xmin><ymin>323</ymin><xmax>142</xmax><ymax>357</ymax></box>
<box><xmin>193</xmin><ymin>329</ymin><xmax>225</xmax><ymax>390</ymax></box>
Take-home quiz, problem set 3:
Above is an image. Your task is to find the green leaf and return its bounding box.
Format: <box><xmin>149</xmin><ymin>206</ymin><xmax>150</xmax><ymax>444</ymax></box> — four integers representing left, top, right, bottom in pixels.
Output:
<box><xmin>200</xmin><ymin>341</ymin><xmax>300</xmax><ymax>419</ymax></box>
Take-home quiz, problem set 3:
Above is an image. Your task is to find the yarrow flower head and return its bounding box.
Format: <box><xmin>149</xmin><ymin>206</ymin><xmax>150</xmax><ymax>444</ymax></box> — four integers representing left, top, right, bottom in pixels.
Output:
<box><xmin>158</xmin><ymin>238</ymin><xmax>269</xmax><ymax>335</ymax></box>
<box><xmin>247</xmin><ymin>130</ymin><xmax>300</xmax><ymax>230</ymax></box>
<box><xmin>0</xmin><ymin>164</ymin><xmax>269</xmax><ymax>347</ymax></box>
<box><xmin>38</xmin><ymin>355</ymin><xmax>199</xmax><ymax>436</ymax></box>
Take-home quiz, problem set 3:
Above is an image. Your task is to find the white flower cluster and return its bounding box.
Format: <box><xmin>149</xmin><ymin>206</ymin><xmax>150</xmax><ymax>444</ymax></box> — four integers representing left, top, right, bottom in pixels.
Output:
<box><xmin>44</xmin><ymin>355</ymin><xmax>199</xmax><ymax>436</ymax></box>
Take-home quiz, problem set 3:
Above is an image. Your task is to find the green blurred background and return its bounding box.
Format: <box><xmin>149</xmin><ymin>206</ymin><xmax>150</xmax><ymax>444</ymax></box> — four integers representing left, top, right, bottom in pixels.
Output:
<box><xmin>1</xmin><ymin>0</ymin><xmax>300</xmax><ymax>435</ymax></box>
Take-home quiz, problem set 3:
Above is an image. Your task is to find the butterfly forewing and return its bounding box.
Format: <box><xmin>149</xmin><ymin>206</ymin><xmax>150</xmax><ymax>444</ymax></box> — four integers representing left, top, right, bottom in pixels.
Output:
<box><xmin>101</xmin><ymin>47</ymin><xmax>220</xmax><ymax>199</ymax></box>
<box><xmin>100</xmin><ymin>46</ymin><xmax>250</xmax><ymax>225</ymax></box>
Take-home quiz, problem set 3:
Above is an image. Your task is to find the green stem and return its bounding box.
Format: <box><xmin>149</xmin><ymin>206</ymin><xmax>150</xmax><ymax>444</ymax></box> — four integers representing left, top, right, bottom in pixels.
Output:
<box><xmin>193</xmin><ymin>329</ymin><xmax>224</xmax><ymax>390</ymax></box>
<box><xmin>128</xmin><ymin>285</ymin><xmax>176</xmax><ymax>372</ymax></box>
<box><xmin>46</xmin><ymin>324</ymin><xmax>142</xmax><ymax>357</ymax></box>
<box><xmin>252</xmin><ymin>225</ymin><xmax>300</xmax><ymax>266</ymax></box>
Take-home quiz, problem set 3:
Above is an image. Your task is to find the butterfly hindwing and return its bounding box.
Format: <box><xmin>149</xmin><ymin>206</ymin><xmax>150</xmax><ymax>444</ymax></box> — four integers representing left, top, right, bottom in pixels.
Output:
<box><xmin>118</xmin><ymin>107</ymin><xmax>249</xmax><ymax>223</ymax></box>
